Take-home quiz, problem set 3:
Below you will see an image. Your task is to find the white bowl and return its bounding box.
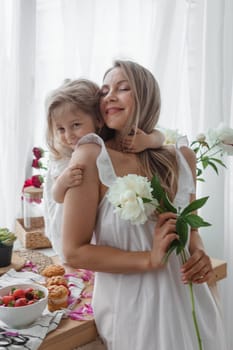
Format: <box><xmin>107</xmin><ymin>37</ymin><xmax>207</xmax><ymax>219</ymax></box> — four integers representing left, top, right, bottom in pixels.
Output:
<box><xmin>0</xmin><ymin>283</ymin><xmax>48</xmax><ymax>328</ymax></box>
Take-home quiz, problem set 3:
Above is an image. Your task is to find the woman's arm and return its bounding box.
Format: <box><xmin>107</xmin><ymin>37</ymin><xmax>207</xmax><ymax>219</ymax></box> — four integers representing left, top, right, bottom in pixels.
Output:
<box><xmin>179</xmin><ymin>146</ymin><xmax>213</xmax><ymax>284</ymax></box>
<box><xmin>62</xmin><ymin>143</ymin><xmax>149</xmax><ymax>272</ymax></box>
<box><xmin>62</xmin><ymin>143</ymin><xmax>177</xmax><ymax>273</ymax></box>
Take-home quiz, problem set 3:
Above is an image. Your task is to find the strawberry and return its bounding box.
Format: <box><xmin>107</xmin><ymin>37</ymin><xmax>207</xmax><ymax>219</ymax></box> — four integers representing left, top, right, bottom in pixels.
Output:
<box><xmin>12</xmin><ymin>288</ymin><xmax>26</xmax><ymax>299</ymax></box>
<box><xmin>15</xmin><ymin>297</ymin><xmax>27</xmax><ymax>307</ymax></box>
<box><xmin>2</xmin><ymin>295</ymin><xmax>14</xmax><ymax>306</ymax></box>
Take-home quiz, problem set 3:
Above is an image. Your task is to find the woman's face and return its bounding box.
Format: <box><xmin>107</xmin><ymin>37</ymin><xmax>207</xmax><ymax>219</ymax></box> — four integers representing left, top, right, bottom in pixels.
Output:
<box><xmin>99</xmin><ymin>67</ymin><xmax>135</xmax><ymax>132</ymax></box>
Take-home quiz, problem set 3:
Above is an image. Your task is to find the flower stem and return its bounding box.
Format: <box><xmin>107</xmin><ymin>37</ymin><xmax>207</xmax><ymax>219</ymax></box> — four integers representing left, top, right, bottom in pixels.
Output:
<box><xmin>196</xmin><ymin>141</ymin><xmax>221</xmax><ymax>162</ymax></box>
<box><xmin>180</xmin><ymin>249</ymin><xmax>203</xmax><ymax>350</ymax></box>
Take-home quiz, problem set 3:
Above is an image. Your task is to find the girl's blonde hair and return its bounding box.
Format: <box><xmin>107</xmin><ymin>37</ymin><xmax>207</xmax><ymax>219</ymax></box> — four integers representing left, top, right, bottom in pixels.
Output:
<box><xmin>45</xmin><ymin>79</ymin><xmax>101</xmax><ymax>159</ymax></box>
<box><xmin>105</xmin><ymin>60</ymin><xmax>179</xmax><ymax>199</ymax></box>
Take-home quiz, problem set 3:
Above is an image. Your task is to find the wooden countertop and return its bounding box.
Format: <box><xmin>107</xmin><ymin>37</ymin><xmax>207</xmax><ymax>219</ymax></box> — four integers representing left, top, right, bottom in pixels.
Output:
<box><xmin>38</xmin><ymin>318</ymin><xmax>98</xmax><ymax>350</ymax></box>
<box><xmin>38</xmin><ymin>257</ymin><xmax>227</xmax><ymax>350</ymax></box>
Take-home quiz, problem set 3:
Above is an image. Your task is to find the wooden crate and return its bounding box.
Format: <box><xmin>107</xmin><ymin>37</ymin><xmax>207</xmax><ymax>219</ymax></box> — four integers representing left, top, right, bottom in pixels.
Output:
<box><xmin>15</xmin><ymin>217</ymin><xmax>52</xmax><ymax>249</ymax></box>
<box><xmin>209</xmin><ymin>258</ymin><xmax>227</xmax><ymax>284</ymax></box>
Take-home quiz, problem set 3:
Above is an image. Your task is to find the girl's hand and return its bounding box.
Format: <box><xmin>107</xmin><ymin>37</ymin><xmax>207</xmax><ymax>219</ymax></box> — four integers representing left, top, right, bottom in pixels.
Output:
<box><xmin>150</xmin><ymin>212</ymin><xmax>178</xmax><ymax>269</ymax></box>
<box><xmin>121</xmin><ymin>128</ymin><xmax>149</xmax><ymax>153</ymax></box>
<box><xmin>59</xmin><ymin>164</ymin><xmax>84</xmax><ymax>189</ymax></box>
<box><xmin>181</xmin><ymin>248</ymin><xmax>214</xmax><ymax>284</ymax></box>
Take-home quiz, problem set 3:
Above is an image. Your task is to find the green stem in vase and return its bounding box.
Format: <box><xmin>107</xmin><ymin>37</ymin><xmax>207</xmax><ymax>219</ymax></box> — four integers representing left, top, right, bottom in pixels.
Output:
<box><xmin>180</xmin><ymin>249</ymin><xmax>203</xmax><ymax>350</ymax></box>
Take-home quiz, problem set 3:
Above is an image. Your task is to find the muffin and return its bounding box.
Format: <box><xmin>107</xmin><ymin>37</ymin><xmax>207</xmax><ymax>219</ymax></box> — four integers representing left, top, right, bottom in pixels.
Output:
<box><xmin>47</xmin><ymin>285</ymin><xmax>69</xmax><ymax>312</ymax></box>
<box><xmin>41</xmin><ymin>264</ymin><xmax>65</xmax><ymax>278</ymax></box>
<box><xmin>46</xmin><ymin>275</ymin><xmax>68</xmax><ymax>288</ymax></box>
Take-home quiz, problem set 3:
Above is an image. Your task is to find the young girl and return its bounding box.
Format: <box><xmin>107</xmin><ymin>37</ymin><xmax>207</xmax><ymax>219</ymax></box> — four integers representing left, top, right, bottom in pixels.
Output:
<box><xmin>43</xmin><ymin>78</ymin><xmax>165</xmax><ymax>263</ymax></box>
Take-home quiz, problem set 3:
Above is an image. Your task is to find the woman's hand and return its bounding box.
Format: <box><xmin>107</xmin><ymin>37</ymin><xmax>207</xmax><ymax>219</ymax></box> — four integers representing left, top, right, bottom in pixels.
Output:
<box><xmin>150</xmin><ymin>212</ymin><xmax>178</xmax><ymax>269</ymax></box>
<box><xmin>181</xmin><ymin>248</ymin><xmax>214</xmax><ymax>284</ymax></box>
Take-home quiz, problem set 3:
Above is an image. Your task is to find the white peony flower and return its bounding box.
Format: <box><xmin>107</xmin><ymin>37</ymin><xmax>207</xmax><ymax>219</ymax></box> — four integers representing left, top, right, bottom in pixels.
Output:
<box><xmin>160</xmin><ymin>128</ymin><xmax>183</xmax><ymax>145</ymax></box>
<box><xmin>107</xmin><ymin>174</ymin><xmax>158</xmax><ymax>225</ymax></box>
<box><xmin>207</xmin><ymin>123</ymin><xmax>233</xmax><ymax>155</ymax></box>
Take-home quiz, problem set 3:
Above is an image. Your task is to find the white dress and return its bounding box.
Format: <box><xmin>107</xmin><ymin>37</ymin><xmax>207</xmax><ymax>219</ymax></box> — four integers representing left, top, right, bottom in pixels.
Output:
<box><xmin>78</xmin><ymin>133</ymin><xmax>227</xmax><ymax>350</ymax></box>
<box><xmin>43</xmin><ymin>156</ymin><xmax>70</xmax><ymax>262</ymax></box>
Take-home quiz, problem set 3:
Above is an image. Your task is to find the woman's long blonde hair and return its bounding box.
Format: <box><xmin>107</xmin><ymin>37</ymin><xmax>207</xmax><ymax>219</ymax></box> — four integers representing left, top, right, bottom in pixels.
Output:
<box><xmin>105</xmin><ymin>60</ymin><xmax>179</xmax><ymax>200</ymax></box>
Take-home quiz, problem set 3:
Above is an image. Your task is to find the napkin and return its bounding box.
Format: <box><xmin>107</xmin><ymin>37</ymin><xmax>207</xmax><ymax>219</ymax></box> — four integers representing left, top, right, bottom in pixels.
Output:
<box><xmin>0</xmin><ymin>268</ymin><xmax>44</xmax><ymax>288</ymax></box>
<box><xmin>0</xmin><ymin>310</ymin><xmax>64</xmax><ymax>350</ymax></box>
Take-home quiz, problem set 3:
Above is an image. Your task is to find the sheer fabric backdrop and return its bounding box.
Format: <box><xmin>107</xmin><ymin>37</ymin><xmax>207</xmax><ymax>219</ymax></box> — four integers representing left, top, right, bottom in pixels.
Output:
<box><xmin>0</xmin><ymin>0</ymin><xmax>232</xmax><ymax>347</ymax></box>
<box><xmin>0</xmin><ymin>0</ymin><xmax>36</xmax><ymax>228</ymax></box>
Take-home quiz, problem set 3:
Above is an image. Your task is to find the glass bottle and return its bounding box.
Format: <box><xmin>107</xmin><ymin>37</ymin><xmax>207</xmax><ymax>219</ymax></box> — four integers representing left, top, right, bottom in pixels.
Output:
<box><xmin>23</xmin><ymin>186</ymin><xmax>44</xmax><ymax>229</ymax></box>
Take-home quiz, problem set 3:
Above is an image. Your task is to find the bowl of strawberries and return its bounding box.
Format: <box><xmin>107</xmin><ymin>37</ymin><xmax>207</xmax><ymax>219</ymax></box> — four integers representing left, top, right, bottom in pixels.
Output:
<box><xmin>0</xmin><ymin>283</ymin><xmax>48</xmax><ymax>328</ymax></box>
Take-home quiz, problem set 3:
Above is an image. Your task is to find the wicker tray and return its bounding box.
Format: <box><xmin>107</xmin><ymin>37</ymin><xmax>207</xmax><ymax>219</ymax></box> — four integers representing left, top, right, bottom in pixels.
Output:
<box><xmin>0</xmin><ymin>251</ymin><xmax>26</xmax><ymax>275</ymax></box>
<box><xmin>15</xmin><ymin>217</ymin><xmax>52</xmax><ymax>249</ymax></box>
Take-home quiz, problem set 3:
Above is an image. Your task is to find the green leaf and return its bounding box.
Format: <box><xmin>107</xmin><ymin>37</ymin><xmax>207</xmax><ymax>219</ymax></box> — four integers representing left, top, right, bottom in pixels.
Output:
<box><xmin>151</xmin><ymin>175</ymin><xmax>177</xmax><ymax>213</ymax></box>
<box><xmin>183</xmin><ymin>214</ymin><xmax>211</xmax><ymax>228</ymax></box>
<box><xmin>210</xmin><ymin>157</ymin><xmax>227</xmax><ymax>168</ymax></box>
<box><xmin>196</xmin><ymin>177</ymin><xmax>205</xmax><ymax>182</ymax></box>
<box><xmin>162</xmin><ymin>193</ymin><xmax>177</xmax><ymax>213</ymax></box>
<box><xmin>162</xmin><ymin>239</ymin><xmax>180</xmax><ymax>263</ymax></box>
<box><xmin>192</xmin><ymin>147</ymin><xmax>200</xmax><ymax>154</ymax></box>
<box><xmin>180</xmin><ymin>196</ymin><xmax>209</xmax><ymax>216</ymax></box>
<box><xmin>142</xmin><ymin>197</ymin><xmax>153</xmax><ymax>203</ymax></box>
<box><xmin>151</xmin><ymin>175</ymin><xmax>163</xmax><ymax>201</ymax></box>
<box><xmin>190</xmin><ymin>140</ymin><xmax>199</xmax><ymax>147</ymax></box>
<box><xmin>208</xmin><ymin>161</ymin><xmax>219</xmax><ymax>174</ymax></box>
<box><xmin>176</xmin><ymin>218</ymin><xmax>188</xmax><ymax>247</ymax></box>
<box><xmin>201</xmin><ymin>157</ymin><xmax>209</xmax><ymax>169</ymax></box>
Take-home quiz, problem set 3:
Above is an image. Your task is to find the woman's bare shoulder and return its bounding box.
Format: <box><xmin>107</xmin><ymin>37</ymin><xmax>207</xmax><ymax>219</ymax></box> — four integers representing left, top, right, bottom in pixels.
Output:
<box><xmin>163</xmin><ymin>144</ymin><xmax>196</xmax><ymax>164</ymax></box>
<box><xmin>179</xmin><ymin>146</ymin><xmax>196</xmax><ymax>179</ymax></box>
<box><xmin>179</xmin><ymin>146</ymin><xmax>196</xmax><ymax>167</ymax></box>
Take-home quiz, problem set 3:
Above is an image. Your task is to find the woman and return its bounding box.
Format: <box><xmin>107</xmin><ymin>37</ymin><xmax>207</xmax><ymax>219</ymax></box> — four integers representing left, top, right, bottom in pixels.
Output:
<box><xmin>62</xmin><ymin>60</ymin><xmax>226</xmax><ymax>349</ymax></box>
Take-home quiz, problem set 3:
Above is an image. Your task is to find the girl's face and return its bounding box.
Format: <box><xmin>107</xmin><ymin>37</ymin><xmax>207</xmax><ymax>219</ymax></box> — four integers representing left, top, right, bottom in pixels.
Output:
<box><xmin>52</xmin><ymin>108</ymin><xmax>99</xmax><ymax>150</ymax></box>
<box><xmin>99</xmin><ymin>67</ymin><xmax>135</xmax><ymax>132</ymax></box>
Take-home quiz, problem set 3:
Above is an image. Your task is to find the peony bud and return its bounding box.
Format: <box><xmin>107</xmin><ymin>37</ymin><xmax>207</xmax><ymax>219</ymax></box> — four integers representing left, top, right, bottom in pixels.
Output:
<box><xmin>33</xmin><ymin>147</ymin><xmax>44</xmax><ymax>159</ymax></box>
<box><xmin>32</xmin><ymin>159</ymin><xmax>43</xmax><ymax>169</ymax></box>
<box><xmin>196</xmin><ymin>133</ymin><xmax>206</xmax><ymax>142</ymax></box>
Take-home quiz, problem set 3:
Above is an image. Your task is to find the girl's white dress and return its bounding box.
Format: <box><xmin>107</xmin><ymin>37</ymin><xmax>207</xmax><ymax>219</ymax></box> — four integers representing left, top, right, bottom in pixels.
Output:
<box><xmin>43</xmin><ymin>156</ymin><xmax>70</xmax><ymax>262</ymax></box>
<box><xmin>79</xmin><ymin>133</ymin><xmax>227</xmax><ymax>350</ymax></box>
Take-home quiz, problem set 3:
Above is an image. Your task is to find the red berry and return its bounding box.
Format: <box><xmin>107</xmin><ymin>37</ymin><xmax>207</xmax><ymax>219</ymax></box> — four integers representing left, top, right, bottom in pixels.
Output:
<box><xmin>13</xmin><ymin>289</ymin><xmax>26</xmax><ymax>299</ymax></box>
<box><xmin>15</xmin><ymin>297</ymin><xmax>27</xmax><ymax>307</ymax></box>
<box><xmin>2</xmin><ymin>295</ymin><xmax>14</xmax><ymax>306</ymax></box>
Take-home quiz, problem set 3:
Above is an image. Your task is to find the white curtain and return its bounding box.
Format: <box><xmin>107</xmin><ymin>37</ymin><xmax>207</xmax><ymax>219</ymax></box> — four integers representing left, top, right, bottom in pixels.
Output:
<box><xmin>0</xmin><ymin>0</ymin><xmax>36</xmax><ymax>228</ymax></box>
<box><xmin>222</xmin><ymin>1</ymin><xmax>233</xmax><ymax>347</ymax></box>
<box><xmin>0</xmin><ymin>0</ymin><xmax>232</xmax><ymax>346</ymax></box>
